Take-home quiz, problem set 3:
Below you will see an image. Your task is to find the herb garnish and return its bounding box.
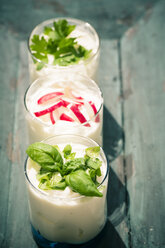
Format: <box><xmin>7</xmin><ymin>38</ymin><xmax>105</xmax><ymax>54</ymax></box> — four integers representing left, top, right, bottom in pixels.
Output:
<box><xmin>26</xmin><ymin>142</ymin><xmax>103</xmax><ymax>197</ymax></box>
<box><xmin>30</xmin><ymin>19</ymin><xmax>92</xmax><ymax>70</ymax></box>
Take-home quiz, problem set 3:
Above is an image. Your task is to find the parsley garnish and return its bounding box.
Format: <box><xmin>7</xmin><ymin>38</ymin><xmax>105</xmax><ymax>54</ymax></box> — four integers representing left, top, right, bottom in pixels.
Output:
<box><xmin>30</xmin><ymin>19</ymin><xmax>92</xmax><ymax>70</ymax></box>
<box><xmin>26</xmin><ymin>143</ymin><xmax>103</xmax><ymax>197</ymax></box>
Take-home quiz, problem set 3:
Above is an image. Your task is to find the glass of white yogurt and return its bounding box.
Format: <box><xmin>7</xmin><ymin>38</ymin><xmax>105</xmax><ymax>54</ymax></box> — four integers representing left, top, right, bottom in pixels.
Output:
<box><xmin>24</xmin><ymin>72</ymin><xmax>103</xmax><ymax>145</ymax></box>
<box><xmin>28</xmin><ymin>17</ymin><xmax>100</xmax><ymax>83</ymax></box>
<box><xmin>24</xmin><ymin>134</ymin><xmax>109</xmax><ymax>247</ymax></box>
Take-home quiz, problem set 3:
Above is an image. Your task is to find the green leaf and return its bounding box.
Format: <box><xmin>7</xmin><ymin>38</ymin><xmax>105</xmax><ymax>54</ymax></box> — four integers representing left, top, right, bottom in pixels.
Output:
<box><xmin>53</xmin><ymin>19</ymin><xmax>75</xmax><ymax>38</ymax></box>
<box><xmin>65</xmin><ymin>170</ymin><xmax>103</xmax><ymax>197</ymax></box>
<box><xmin>85</xmin><ymin>146</ymin><xmax>100</xmax><ymax>158</ymax></box>
<box><xmin>26</xmin><ymin>142</ymin><xmax>63</xmax><ymax>166</ymax></box>
<box><xmin>30</xmin><ymin>19</ymin><xmax>91</xmax><ymax>69</ymax></box>
<box><xmin>89</xmin><ymin>168</ymin><xmax>101</xmax><ymax>184</ymax></box>
<box><xmin>38</xmin><ymin>172</ymin><xmax>66</xmax><ymax>190</ymax></box>
<box><xmin>63</xmin><ymin>158</ymin><xmax>86</xmax><ymax>175</ymax></box>
<box><xmin>37</xmin><ymin>171</ymin><xmax>52</xmax><ymax>181</ymax></box>
<box><xmin>30</xmin><ymin>35</ymin><xmax>48</xmax><ymax>54</ymax></box>
<box><xmin>86</xmin><ymin>157</ymin><xmax>102</xmax><ymax>170</ymax></box>
<box><xmin>63</xmin><ymin>144</ymin><xmax>72</xmax><ymax>155</ymax></box>
<box><xmin>62</xmin><ymin>144</ymin><xmax>76</xmax><ymax>160</ymax></box>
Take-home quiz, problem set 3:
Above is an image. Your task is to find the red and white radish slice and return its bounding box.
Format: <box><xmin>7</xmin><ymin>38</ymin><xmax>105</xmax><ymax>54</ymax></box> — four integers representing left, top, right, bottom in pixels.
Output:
<box><xmin>34</xmin><ymin>101</ymin><xmax>63</xmax><ymax>117</ymax></box>
<box><xmin>88</xmin><ymin>101</ymin><xmax>100</xmax><ymax>122</ymax></box>
<box><xmin>60</xmin><ymin>113</ymin><xmax>74</xmax><ymax>122</ymax></box>
<box><xmin>70</xmin><ymin>104</ymin><xmax>87</xmax><ymax>124</ymax></box>
<box><xmin>71</xmin><ymin>90</ymin><xmax>84</xmax><ymax>101</ymax></box>
<box><xmin>70</xmin><ymin>104</ymin><xmax>91</xmax><ymax>126</ymax></box>
<box><xmin>37</xmin><ymin>92</ymin><xmax>64</xmax><ymax>104</ymax></box>
<box><xmin>50</xmin><ymin>111</ymin><xmax>55</xmax><ymax>125</ymax></box>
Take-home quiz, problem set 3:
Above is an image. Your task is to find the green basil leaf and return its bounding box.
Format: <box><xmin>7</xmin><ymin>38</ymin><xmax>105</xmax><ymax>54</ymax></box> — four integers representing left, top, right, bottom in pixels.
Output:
<box><xmin>85</xmin><ymin>146</ymin><xmax>100</xmax><ymax>158</ymax></box>
<box><xmin>65</xmin><ymin>170</ymin><xmax>103</xmax><ymax>197</ymax></box>
<box><xmin>38</xmin><ymin>172</ymin><xmax>66</xmax><ymax>190</ymax></box>
<box><xmin>26</xmin><ymin>142</ymin><xmax>63</xmax><ymax>166</ymax></box>
<box><xmin>37</xmin><ymin>171</ymin><xmax>52</xmax><ymax>181</ymax></box>
<box><xmin>86</xmin><ymin>157</ymin><xmax>102</xmax><ymax>170</ymax></box>
<box><xmin>63</xmin><ymin>158</ymin><xmax>86</xmax><ymax>175</ymax></box>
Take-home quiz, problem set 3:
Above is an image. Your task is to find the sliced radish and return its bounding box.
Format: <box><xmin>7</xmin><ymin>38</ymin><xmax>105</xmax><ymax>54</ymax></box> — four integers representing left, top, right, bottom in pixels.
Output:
<box><xmin>60</xmin><ymin>113</ymin><xmax>74</xmax><ymax>122</ymax></box>
<box><xmin>84</xmin><ymin>123</ymin><xmax>91</xmax><ymax>127</ymax></box>
<box><xmin>50</xmin><ymin>111</ymin><xmax>55</xmax><ymax>125</ymax></box>
<box><xmin>34</xmin><ymin>101</ymin><xmax>63</xmax><ymax>117</ymax></box>
<box><xmin>88</xmin><ymin>101</ymin><xmax>100</xmax><ymax>122</ymax></box>
<box><xmin>70</xmin><ymin>105</ymin><xmax>87</xmax><ymax>124</ymax></box>
<box><xmin>37</xmin><ymin>92</ymin><xmax>64</xmax><ymax>104</ymax></box>
<box><xmin>95</xmin><ymin>114</ymin><xmax>100</xmax><ymax>122</ymax></box>
<box><xmin>61</xmin><ymin>99</ymin><xmax>70</xmax><ymax>107</ymax></box>
<box><xmin>89</xmin><ymin>101</ymin><xmax>97</xmax><ymax>115</ymax></box>
<box><xmin>71</xmin><ymin>91</ymin><xmax>84</xmax><ymax>101</ymax></box>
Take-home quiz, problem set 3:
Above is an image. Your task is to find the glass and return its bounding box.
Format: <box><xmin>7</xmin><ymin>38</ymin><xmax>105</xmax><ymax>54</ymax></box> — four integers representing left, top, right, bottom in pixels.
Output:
<box><xmin>24</xmin><ymin>134</ymin><xmax>109</xmax><ymax>247</ymax></box>
<box><xmin>28</xmin><ymin>17</ymin><xmax>100</xmax><ymax>83</ymax></box>
<box><xmin>24</xmin><ymin>72</ymin><xmax>103</xmax><ymax>145</ymax></box>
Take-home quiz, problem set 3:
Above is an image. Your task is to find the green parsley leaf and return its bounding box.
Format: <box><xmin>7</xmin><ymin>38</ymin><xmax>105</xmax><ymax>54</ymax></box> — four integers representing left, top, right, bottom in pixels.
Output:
<box><xmin>30</xmin><ymin>19</ymin><xmax>91</xmax><ymax>69</ymax></box>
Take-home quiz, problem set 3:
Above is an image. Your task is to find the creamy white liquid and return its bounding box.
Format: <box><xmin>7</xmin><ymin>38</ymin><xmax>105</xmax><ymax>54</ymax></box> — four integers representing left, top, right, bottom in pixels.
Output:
<box><xmin>29</xmin><ymin>20</ymin><xmax>100</xmax><ymax>82</ymax></box>
<box><xmin>25</xmin><ymin>74</ymin><xmax>103</xmax><ymax>145</ymax></box>
<box><xmin>26</xmin><ymin>140</ymin><xmax>108</xmax><ymax>244</ymax></box>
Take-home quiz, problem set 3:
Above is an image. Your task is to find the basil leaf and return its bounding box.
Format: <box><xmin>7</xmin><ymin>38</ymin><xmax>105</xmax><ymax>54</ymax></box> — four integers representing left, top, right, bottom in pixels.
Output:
<box><xmin>38</xmin><ymin>172</ymin><xmax>66</xmax><ymax>190</ymax></box>
<box><xmin>26</xmin><ymin>142</ymin><xmax>63</xmax><ymax>166</ymax></box>
<box><xmin>85</xmin><ymin>146</ymin><xmax>100</xmax><ymax>158</ymax></box>
<box><xmin>65</xmin><ymin>170</ymin><xmax>103</xmax><ymax>197</ymax></box>
<box><xmin>63</xmin><ymin>158</ymin><xmax>86</xmax><ymax>175</ymax></box>
<box><xmin>63</xmin><ymin>144</ymin><xmax>72</xmax><ymax>155</ymax></box>
<box><xmin>40</xmin><ymin>163</ymin><xmax>62</xmax><ymax>172</ymax></box>
<box><xmin>86</xmin><ymin>157</ymin><xmax>102</xmax><ymax>170</ymax></box>
<box><xmin>37</xmin><ymin>171</ymin><xmax>52</xmax><ymax>181</ymax></box>
<box><xmin>89</xmin><ymin>169</ymin><xmax>100</xmax><ymax>186</ymax></box>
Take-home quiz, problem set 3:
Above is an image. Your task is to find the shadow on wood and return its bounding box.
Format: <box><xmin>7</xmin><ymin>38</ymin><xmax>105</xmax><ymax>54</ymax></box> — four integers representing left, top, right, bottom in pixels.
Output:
<box><xmin>107</xmin><ymin>166</ymin><xmax>129</xmax><ymax>226</ymax></box>
<box><xmin>103</xmin><ymin>105</ymin><xmax>124</xmax><ymax>162</ymax></box>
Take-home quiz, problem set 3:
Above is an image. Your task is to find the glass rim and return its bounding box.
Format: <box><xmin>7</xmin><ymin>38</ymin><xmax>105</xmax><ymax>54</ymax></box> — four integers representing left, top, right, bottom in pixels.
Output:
<box><xmin>24</xmin><ymin>73</ymin><xmax>103</xmax><ymax>127</ymax></box>
<box><xmin>27</xmin><ymin>17</ymin><xmax>100</xmax><ymax>68</ymax></box>
<box><xmin>24</xmin><ymin>134</ymin><xmax>109</xmax><ymax>200</ymax></box>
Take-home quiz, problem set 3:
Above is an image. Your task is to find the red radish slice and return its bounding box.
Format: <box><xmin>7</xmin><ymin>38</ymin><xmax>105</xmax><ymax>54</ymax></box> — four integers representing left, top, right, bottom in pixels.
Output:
<box><xmin>84</xmin><ymin>123</ymin><xmax>91</xmax><ymax>127</ymax></box>
<box><xmin>89</xmin><ymin>101</ymin><xmax>100</xmax><ymax>122</ymax></box>
<box><xmin>37</xmin><ymin>92</ymin><xmax>64</xmax><ymax>104</ymax></box>
<box><xmin>60</xmin><ymin>113</ymin><xmax>74</xmax><ymax>122</ymax></box>
<box><xmin>89</xmin><ymin>101</ymin><xmax>97</xmax><ymax>115</ymax></box>
<box><xmin>71</xmin><ymin>91</ymin><xmax>84</xmax><ymax>100</ymax></box>
<box><xmin>34</xmin><ymin>101</ymin><xmax>63</xmax><ymax>117</ymax></box>
<box><xmin>50</xmin><ymin>111</ymin><xmax>55</xmax><ymax>125</ymax></box>
<box><xmin>61</xmin><ymin>99</ymin><xmax>70</xmax><ymax>107</ymax></box>
<box><xmin>70</xmin><ymin>105</ymin><xmax>87</xmax><ymax>124</ymax></box>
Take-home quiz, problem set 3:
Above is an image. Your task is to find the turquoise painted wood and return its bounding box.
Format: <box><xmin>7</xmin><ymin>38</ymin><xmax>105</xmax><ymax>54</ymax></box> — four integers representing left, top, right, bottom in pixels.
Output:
<box><xmin>0</xmin><ymin>0</ymin><xmax>164</xmax><ymax>247</ymax></box>
<box><xmin>121</xmin><ymin>0</ymin><xmax>165</xmax><ymax>247</ymax></box>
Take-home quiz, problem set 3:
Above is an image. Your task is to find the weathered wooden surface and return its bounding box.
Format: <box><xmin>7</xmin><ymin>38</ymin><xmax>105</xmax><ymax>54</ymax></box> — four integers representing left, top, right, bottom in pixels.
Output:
<box><xmin>121</xmin><ymin>1</ymin><xmax>165</xmax><ymax>247</ymax></box>
<box><xmin>0</xmin><ymin>0</ymin><xmax>165</xmax><ymax>247</ymax></box>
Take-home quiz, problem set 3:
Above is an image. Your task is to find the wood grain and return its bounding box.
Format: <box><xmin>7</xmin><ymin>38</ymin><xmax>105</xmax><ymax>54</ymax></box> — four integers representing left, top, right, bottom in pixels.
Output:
<box><xmin>121</xmin><ymin>1</ymin><xmax>165</xmax><ymax>247</ymax></box>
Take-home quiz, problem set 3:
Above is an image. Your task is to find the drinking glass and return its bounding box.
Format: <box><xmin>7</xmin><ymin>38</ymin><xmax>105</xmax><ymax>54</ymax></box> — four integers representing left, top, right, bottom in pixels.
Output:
<box><xmin>24</xmin><ymin>134</ymin><xmax>109</xmax><ymax>247</ymax></box>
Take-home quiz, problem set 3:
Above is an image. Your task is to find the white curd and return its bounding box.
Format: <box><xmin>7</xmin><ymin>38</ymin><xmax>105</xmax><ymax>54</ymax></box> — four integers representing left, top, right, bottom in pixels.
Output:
<box><xmin>25</xmin><ymin>73</ymin><xmax>103</xmax><ymax>145</ymax></box>
<box><xmin>25</xmin><ymin>135</ymin><xmax>108</xmax><ymax>244</ymax></box>
<box><xmin>28</xmin><ymin>18</ymin><xmax>100</xmax><ymax>82</ymax></box>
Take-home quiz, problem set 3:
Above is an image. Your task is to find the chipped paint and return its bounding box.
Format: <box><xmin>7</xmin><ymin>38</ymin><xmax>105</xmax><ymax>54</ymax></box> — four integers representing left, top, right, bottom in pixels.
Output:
<box><xmin>6</xmin><ymin>131</ymin><xmax>21</xmax><ymax>163</ymax></box>
<box><xmin>125</xmin><ymin>26</ymin><xmax>138</xmax><ymax>40</ymax></box>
